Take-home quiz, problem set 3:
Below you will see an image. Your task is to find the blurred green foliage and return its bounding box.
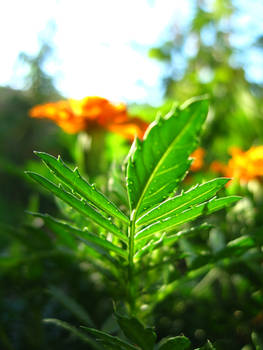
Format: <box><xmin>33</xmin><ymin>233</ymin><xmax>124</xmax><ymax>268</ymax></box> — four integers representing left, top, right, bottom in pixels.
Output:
<box><xmin>149</xmin><ymin>0</ymin><xmax>263</xmax><ymax>160</ymax></box>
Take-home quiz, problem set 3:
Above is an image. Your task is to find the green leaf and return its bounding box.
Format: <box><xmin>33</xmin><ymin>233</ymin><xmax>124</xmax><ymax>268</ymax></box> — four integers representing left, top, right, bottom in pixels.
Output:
<box><xmin>126</xmin><ymin>99</ymin><xmax>209</xmax><ymax>218</ymax></box>
<box><xmin>116</xmin><ymin>314</ymin><xmax>157</xmax><ymax>350</ymax></box>
<box><xmin>158</xmin><ymin>336</ymin><xmax>191</xmax><ymax>350</ymax></box>
<box><xmin>135</xmin><ymin>196</ymin><xmax>240</xmax><ymax>242</ymax></box>
<box><xmin>81</xmin><ymin>327</ymin><xmax>138</xmax><ymax>350</ymax></box>
<box><xmin>33</xmin><ymin>212</ymin><xmax>128</xmax><ymax>259</ymax></box>
<box><xmin>43</xmin><ymin>318</ymin><xmax>101</xmax><ymax>349</ymax></box>
<box><xmin>26</xmin><ymin>172</ymin><xmax>127</xmax><ymax>243</ymax></box>
<box><xmin>35</xmin><ymin>151</ymin><xmax>129</xmax><ymax>224</ymax></box>
<box><xmin>136</xmin><ymin>178</ymin><xmax>230</xmax><ymax>227</ymax></box>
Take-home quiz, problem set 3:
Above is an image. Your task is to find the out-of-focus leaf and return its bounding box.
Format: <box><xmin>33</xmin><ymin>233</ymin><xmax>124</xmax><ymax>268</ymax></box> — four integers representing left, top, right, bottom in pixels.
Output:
<box><xmin>31</xmin><ymin>212</ymin><xmax>128</xmax><ymax>259</ymax></box>
<box><xmin>116</xmin><ymin>314</ymin><xmax>157</xmax><ymax>350</ymax></box>
<box><xmin>252</xmin><ymin>332</ymin><xmax>263</xmax><ymax>350</ymax></box>
<box><xmin>158</xmin><ymin>336</ymin><xmax>191</xmax><ymax>350</ymax></box>
<box><xmin>43</xmin><ymin>318</ymin><xmax>101</xmax><ymax>349</ymax></box>
<box><xmin>81</xmin><ymin>327</ymin><xmax>138</xmax><ymax>350</ymax></box>
<box><xmin>195</xmin><ymin>340</ymin><xmax>216</xmax><ymax>349</ymax></box>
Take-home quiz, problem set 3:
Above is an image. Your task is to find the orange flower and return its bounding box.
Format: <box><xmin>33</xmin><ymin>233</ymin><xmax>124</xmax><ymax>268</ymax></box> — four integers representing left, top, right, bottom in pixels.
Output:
<box><xmin>29</xmin><ymin>96</ymin><xmax>149</xmax><ymax>141</ymax></box>
<box><xmin>190</xmin><ymin>148</ymin><xmax>205</xmax><ymax>171</ymax></box>
<box><xmin>210</xmin><ymin>146</ymin><xmax>263</xmax><ymax>183</ymax></box>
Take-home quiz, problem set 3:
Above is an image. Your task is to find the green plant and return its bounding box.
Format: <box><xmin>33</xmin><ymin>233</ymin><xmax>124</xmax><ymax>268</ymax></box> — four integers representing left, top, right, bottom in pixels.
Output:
<box><xmin>26</xmin><ymin>97</ymin><xmax>240</xmax><ymax>349</ymax></box>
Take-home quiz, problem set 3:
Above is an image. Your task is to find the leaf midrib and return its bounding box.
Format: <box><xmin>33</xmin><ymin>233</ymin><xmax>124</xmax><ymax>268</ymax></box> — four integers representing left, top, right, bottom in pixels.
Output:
<box><xmin>133</xmin><ymin>111</ymin><xmax>199</xmax><ymax>221</ymax></box>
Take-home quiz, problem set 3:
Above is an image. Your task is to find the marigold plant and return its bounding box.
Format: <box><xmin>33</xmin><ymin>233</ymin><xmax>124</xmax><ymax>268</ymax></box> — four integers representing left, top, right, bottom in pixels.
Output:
<box><xmin>26</xmin><ymin>97</ymin><xmax>242</xmax><ymax>349</ymax></box>
<box><xmin>190</xmin><ymin>147</ymin><xmax>205</xmax><ymax>171</ymax></box>
<box><xmin>211</xmin><ymin>146</ymin><xmax>263</xmax><ymax>183</ymax></box>
<box><xmin>29</xmin><ymin>96</ymin><xmax>149</xmax><ymax>141</ymax></box>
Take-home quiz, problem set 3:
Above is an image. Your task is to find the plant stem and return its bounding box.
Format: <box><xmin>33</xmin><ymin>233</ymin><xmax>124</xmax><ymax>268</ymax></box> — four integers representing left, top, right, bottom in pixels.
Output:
<box><xmin>128</xmin><ymin>209</ymin><xmax>136</xmax><ymax>315</ymax></box>
<box><xmin>76</xmin><ymin>130</ymin><xmax>106</xmax><ymax>179</ymax></box>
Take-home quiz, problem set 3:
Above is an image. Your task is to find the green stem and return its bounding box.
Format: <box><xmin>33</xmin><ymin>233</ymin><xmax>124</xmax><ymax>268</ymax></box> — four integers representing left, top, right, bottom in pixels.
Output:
<box><xmin>128</xmin><ymin>209</ymin><xmax>136</xmax><ymax>315</ymax></box>
<box><xmin>75</xmin><ymin>130</ymin><xmax>106</xmax><ymax>179</ymax></box>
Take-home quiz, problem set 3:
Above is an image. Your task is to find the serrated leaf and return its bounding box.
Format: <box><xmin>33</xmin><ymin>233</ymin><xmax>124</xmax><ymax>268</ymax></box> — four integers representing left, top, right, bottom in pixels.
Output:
<box><xmin>116</xmin><ymin>314</ymin><xmax>157</xmax><ymax>350</ymax></box>
<box><xmin>26</xmin><ymin>172</ymin><xmax>127</xmax><ymax>243</ymax></box>
<box><xmin>126</xmin><ymin>99</ymin><xmax>209</xmax><ymax>218</ymax></box>
<box><xmin>158</xmin><ymin>336</ymin><xmax>191</xmax><ymax>350</ymax></box>
<box><xmin>136</xmin><ymin>178</ymin><xmax>229</xmax><ymax>227</ymax></box>
<box><xmin>135</xmin><ymin>196</ymin><xmax>240</xmax><ymax>241</ymax></box>
<box><xmin>81</xmin><ymin>327</ymin><xmax>138</xmax><ymax>350</ymax></box>
<box><xmin>34</xmin><ymin>212</ymin><xmax>128</xmax><ymax>259</ymax></box>
<box><xmin>35</xmin><ymin>151</ymin><xmax>129</xmax><ymax>224</ymax></box>
<box><xmin>43</xmin><ymin>318</ymin><xmax>101</xmax><ymax>349</ymax></box>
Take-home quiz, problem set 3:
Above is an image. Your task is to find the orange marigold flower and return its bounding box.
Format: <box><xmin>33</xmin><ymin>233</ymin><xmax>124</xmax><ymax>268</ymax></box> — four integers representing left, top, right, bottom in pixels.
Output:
<box><xmin>29</xmin><ymin>96</ymin><xmax>149</xmax><ymax>141</ymax></box>
<box><xmin>210</xmin><ymin>160</ymin><xmax>228</xmax><ymax>175</ymax></box>
<box><xmin>210</xmin><ymin>146</ymin><xmax>263</xmax><ymax>183</ymax></box>
<box><xmin>190</xmin><ymin>148</ymin><xmax>205</xmax><ymax>171</ymax></box>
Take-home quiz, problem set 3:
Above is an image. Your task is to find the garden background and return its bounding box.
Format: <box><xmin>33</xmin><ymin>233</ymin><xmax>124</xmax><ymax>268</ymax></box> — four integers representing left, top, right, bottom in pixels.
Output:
<box><xmin>1</xmin><ymin>1</ymin><xmax>263</xmax><ymax>349</ymax></box>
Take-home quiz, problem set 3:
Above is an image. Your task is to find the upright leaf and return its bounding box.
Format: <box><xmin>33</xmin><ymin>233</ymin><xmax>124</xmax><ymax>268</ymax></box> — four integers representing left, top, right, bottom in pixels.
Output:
<box><xmin>126</xmin><ymin>99</ymin><xmax>209</xmax><ymax>218</ymax></box>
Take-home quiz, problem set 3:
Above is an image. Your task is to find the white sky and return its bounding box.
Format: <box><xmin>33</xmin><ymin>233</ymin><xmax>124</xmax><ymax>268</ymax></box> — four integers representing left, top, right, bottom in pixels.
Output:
<box><xmin>0</xmin><ymin>0</ymin><xmax>192</xmax><ymax>105</ymax></box>
<box><xmin>1</xmin><ymin>1</ymin><xmax>262</xmax><ymax>104</ymax></box>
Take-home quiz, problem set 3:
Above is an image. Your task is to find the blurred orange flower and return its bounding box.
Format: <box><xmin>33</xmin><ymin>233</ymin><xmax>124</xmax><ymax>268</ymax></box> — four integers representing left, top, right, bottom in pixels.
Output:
<box><xmin>190</xmin><ymin>148</ymin><xmax>205</xmax><ymax>171</ymax></box>
<box><xmin>29</xmin><ymin>96</ymin><xmax>148</xmax><ymax>141</ymax></box>
<box><xmin>210</xmin><ymin>146</ymin><xmax>263</xmax><ymax>183</ymax></box>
